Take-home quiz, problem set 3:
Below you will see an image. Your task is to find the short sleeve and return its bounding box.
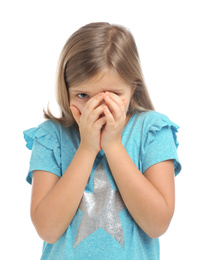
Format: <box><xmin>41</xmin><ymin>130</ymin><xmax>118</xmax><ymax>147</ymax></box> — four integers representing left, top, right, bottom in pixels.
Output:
<box><xmin>142</xmin><ymin>116</ymin><xmax>181</xmax><ymax>176</ymax></box>
<box><xmin>23</xmin><ymin>124</ymin><xmax>61</xmax><ymax>184</ymax></box>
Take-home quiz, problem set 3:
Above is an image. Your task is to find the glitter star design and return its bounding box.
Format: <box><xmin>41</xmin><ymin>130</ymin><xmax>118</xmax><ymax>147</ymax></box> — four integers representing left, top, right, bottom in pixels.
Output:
<box><xmin>74</xmin><ymin>163</ymin><xmax>125</xmax><ymax>247</ymax></box>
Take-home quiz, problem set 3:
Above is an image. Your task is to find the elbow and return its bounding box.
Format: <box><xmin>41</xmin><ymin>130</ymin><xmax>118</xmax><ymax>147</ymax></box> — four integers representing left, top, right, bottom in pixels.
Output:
<box><xmin>148</xmin><ymin>204</ymin><xmax>175</xmax><ymax>239</ymax></box>
<box><xmin>32</xmin><ymin>219</ymin><xmax>60</xmax><ymax>244</ymax></box>
<box><xmin>147</xmin><ymin>214</ymin><xmax>173</xmax><ymax>239</ymax></box>
<box><xmin>148</xmin><ymin>222</ymin><xmax>170</xmax><ymax>239</ymax></box>
<box><xmin>37</xmin><ymin>230</ymin><xmax>59</xmax><ymax>245</ymax></box>
<box><xmin>31</xmin><ymin>212</ymin><xmax>62</xmax><ymax>244</ymax></box>
<box><xmin>43</xmin><ymin>236</ymin><xmax>59</xmax><ymax>245</ymax></box>
<box><xmin>33</xmin><ymin>223</ymin><xmax>61</xmax><ymax>244</ymax></box>
<box><xmin>143</xmin><ymin>208</ymin><xmax>174</xmax><ymax>239</ymax></box>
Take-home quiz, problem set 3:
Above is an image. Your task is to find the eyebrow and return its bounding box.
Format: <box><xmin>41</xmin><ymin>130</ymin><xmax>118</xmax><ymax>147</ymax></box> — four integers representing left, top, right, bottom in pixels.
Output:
<box><xmin>69</xmin><ymin>89</ymin><xmax>91</xmax><ymax>93</ymax></box>
<box><xmin>69</xmin><ymin>88</ymin><xmax>125</xmax><ymax>93</ymax></box>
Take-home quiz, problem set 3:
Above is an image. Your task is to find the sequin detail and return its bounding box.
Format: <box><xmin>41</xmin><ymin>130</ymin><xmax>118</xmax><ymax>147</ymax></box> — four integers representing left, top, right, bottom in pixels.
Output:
<box><xmin>74</xmin><ymin>163</ymin><xmax>125</xmax><ymax>247</ymax></box>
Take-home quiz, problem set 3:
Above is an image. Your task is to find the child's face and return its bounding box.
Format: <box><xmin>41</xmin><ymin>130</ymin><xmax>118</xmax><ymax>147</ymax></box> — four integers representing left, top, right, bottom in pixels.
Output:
<box><xmin>69</xmin><ymin>70</ymin><xmax>134</xmax><ymax>115</ymax></box>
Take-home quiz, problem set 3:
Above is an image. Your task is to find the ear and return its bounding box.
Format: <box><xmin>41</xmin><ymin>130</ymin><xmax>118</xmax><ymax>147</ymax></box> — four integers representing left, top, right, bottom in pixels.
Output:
<box><xmin>70</xmin><ymin>106</ymin><xmax>81</xmax><ymax>125</ymax></box>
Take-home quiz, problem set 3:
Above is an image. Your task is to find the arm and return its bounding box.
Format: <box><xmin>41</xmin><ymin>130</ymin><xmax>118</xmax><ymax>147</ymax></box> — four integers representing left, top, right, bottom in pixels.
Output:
<box><xmin>31</xmin><ymin>145</ymin><xmax>97</xmax><ymax>244</ymax></box>
<box><xmin>104</xmin><ymin>144</ymin><xmax>175</xmax><ymax>238</ymax></box>
<box><xmin>31</xmin><ymin>93</ymin><xmax>106</xmax><ymax>244</ymax></box>
<box><xmin>101</xmin><ymin>92</ymin><xmax>175</xmax><ymax>238</ymax></box>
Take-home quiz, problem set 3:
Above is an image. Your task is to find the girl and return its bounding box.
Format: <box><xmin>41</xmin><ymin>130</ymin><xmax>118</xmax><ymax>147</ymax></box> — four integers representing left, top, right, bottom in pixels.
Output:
<box><xmin>24</xmin><ymin>22</ymin><xmax>181</xmax><ymax>260</ymax></box>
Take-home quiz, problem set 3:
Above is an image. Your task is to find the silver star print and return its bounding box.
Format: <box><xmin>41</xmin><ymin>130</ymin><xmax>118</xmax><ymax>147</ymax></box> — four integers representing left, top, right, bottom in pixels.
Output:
<box><xmin>74</xmin><ymin>162</ymin><xmax>125</xmax><ymax>247</ymax></box>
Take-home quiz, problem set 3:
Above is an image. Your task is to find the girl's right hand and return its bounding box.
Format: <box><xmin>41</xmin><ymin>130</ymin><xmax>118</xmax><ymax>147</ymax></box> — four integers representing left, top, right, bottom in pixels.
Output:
<box><xmin>70</xmin><ymin>93</ymin><xmax>106</xmax><ymax>154</ymax></box>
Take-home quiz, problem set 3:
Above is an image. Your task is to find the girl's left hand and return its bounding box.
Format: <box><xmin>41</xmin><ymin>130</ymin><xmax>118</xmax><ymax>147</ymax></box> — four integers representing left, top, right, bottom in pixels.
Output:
<box><xmin>101</xmin><ymin>92</ymin><xmax>127</xmax><ymax>151</ymax></box>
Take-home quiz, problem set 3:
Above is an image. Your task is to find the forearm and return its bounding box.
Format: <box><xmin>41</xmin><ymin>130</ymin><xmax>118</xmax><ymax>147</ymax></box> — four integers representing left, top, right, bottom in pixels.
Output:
<box><xmin>104</xmin><ymin>142</ymin><xmax>174</xmax><ymax>238</ymax></box>
<box><xmin>32</xmin><ymin>145</ymin><xmax>97</xmax><ymax>243</ymax></box>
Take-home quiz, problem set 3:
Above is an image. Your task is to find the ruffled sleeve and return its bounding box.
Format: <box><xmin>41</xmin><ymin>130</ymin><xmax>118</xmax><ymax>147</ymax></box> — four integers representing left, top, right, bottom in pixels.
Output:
<box><xmin>142</xmin><ymin>114</ymin><xmax>181</xmax><ymax>176</ymax></box>
<box><xmin>23</xmin><ymin>122</ymin><xmax>61</xmax><ymax>184</ymax></box>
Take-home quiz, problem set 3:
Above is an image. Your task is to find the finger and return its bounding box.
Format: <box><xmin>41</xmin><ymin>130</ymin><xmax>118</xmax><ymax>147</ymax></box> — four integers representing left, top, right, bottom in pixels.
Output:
<box><xmin>103</xmin><ymin>105</ymin><xmax>115</xmax><ymax>125</ymax></box>
<box><xmin>104</xmin><ymin>92</ymin><xmax>123</xmax><ymax>120</ymax></box>
<box><xmin>105</xmin><ymin>92</ymin><xmax>124</xmax><ymax>107</ymax></box>
<box><xmin>94</xmin><ymin>116</ymin><xmax>107</xmax><ymax>130</ymax></box>
<box><xmin>83</xmin><ymin>93</ymin><xmax>104</xmax><ymax>118</ymax></box>
<box><xmin>70</xmin><ymin>105</ymin><xmax>81</xmax><ymax>125</ymax></box>
<box><xmin>88</xmin><ymin>104</ymin><xmax>106</xmax><ymax>125</ymax></box>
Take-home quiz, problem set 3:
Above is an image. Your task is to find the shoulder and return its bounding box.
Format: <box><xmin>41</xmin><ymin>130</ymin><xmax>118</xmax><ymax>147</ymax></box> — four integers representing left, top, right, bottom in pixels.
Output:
<box><xmin>37</xmin><ymin>120</ymin><xmax>62</xmax><ymax>140</ymax></box>
<box><xmin>135</xmin><ymin>110</ymin><xmax>170</xmax><ymax>125</ymax></box>
<box><xmin>135</xmin><ymin>111</ymin><xmax>181</xmax><ymax>175</ymax></box>
<box><xmin>38</xmin><ymin>119</ymin><xmax>76</xmax><ymax>140</ymax></box>
<box><xmin>23</xmin><ymin>120</ymin><xmax>69</xmax><ymax>151</ymax></box>
<box><xmin>136</xmin><ymin>111</ymin><xmax>180</xmax><ymax>150</ymax></box>
<box><xmin>128</xmin><ymin>111</ymin><xmax>180</xmax><ymax>146</ymax></box>
<box><xmin>131</xmin><ymin>110</ymin><xmax>179</xmax><ymax>131</ymax></box>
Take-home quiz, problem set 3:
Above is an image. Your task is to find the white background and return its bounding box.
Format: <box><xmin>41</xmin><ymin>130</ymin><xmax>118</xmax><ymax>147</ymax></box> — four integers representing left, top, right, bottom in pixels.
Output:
<box><xmin>1</xmin><ymin>0</ymin><xmax>203</xmax><ymax>259</ymax></box>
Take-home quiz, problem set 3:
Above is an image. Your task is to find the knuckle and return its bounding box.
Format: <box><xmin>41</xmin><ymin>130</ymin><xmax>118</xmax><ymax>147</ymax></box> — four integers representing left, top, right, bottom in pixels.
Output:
<box><xmin>86</xmin><ymin>103</ymin><xmax>92</xmax><ymax>110</ymax></box>
<box><xmin>91</xmin><ymin>109</ymin><xmax>96</xmax><ymax>116</ymax></box>
<box><xmin>109</xmin><ymin>118</ymin><xmax>115</xmax><ymax>125</ymax></box>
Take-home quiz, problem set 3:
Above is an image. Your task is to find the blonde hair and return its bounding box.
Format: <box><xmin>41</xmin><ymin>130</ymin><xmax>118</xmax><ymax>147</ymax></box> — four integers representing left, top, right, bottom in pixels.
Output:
<box><xmin>44</xmin><ymin>22</ymin><xmax>154</xmax><ymax>126</ymax></box>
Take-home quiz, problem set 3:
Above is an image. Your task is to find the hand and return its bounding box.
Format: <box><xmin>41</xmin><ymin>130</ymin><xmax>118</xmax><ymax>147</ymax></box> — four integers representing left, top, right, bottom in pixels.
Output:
<box><xmin>101</xmin><ymin>92</ymin><xmax>127</xmax><ymax>151</ymax></box>
<box><xmin>70</xmin><ymin>93</ymin><xmax>107</xmax><ymax>154</ymax></box>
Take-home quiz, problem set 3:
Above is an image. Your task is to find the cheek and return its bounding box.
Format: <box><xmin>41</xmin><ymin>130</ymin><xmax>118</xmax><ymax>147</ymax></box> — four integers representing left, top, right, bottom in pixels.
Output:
<box><xmin>124</xmin><ymin>103</ymin><xmax>130</xmax><ymax>114</ymax></box>
<box><xmin>123</xmin><ymin>94</ymin><xmax>132</xmax><ymax>112</ymax></box>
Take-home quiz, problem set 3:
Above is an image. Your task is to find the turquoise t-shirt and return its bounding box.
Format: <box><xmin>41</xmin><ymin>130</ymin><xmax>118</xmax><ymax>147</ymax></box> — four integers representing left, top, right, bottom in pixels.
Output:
<box><xmin>24</xmin><ymin>111</ymin><xmax>181</xmax><ymax>260</ymax></box>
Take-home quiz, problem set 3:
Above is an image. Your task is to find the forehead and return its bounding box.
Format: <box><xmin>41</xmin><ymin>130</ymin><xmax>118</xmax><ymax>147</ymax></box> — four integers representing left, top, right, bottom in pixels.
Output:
<box><xmin>69</xmin><ymin>69</ymin><xmax>130</xmax><ymax>93</ymax></box>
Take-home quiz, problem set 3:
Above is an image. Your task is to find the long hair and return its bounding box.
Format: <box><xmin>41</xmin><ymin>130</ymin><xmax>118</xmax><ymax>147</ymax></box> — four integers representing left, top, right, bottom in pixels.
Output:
<box><xmin>44</xmin><ymin>22</ymin><xmax>154</xmax><ymax>126</ymax></box>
